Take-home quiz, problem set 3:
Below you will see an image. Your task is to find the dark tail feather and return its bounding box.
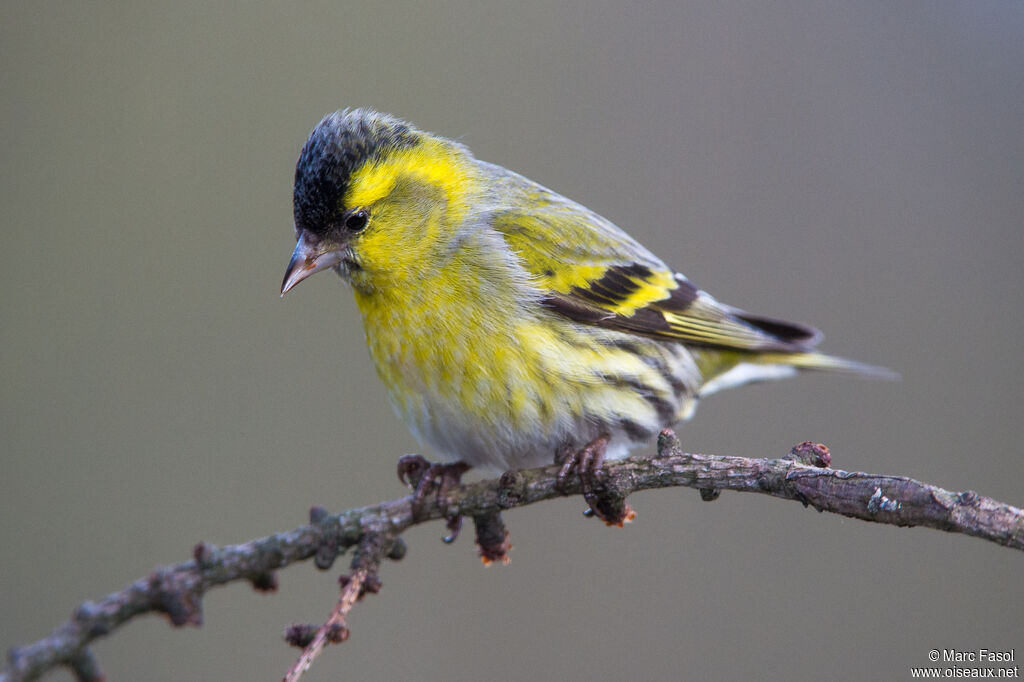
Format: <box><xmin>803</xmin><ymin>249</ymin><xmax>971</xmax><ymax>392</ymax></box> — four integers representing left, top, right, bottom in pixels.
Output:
<box><xmin>733</xmin><ymin>311</ymin><xmax>823</xmax><ymax>349</ymax></box>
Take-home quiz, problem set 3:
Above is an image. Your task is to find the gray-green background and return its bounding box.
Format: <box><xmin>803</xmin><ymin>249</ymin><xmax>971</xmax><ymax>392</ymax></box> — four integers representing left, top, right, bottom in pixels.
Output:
<box><xmin>3</xmin><ymin>2</ymin><xmax>1021</xmax><ymax>681</ymax></box>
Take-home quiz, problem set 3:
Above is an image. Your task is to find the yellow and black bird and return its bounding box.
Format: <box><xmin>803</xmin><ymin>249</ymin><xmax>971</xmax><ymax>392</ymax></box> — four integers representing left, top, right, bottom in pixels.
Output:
<box><xmin>282</xmin><ymin>109</ymin><xmax>892</xmax><ymax>515</ymax></box>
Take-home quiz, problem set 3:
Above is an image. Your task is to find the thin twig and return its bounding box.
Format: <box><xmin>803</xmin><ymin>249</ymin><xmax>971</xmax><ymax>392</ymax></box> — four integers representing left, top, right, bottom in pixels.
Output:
<box><xmin>4</xmin><ymin>432</ymin><xmax>1022</xmax><ymax>682</ymax></box>
<box><xmin>283</xmin><ymin>566</ymin><xmax>366</xmax><ymax>682</ymax></box>
<box><xmin>282</xmin><ymin>536</ymin><xmax>386</xmax><ymax>682</ymax></box>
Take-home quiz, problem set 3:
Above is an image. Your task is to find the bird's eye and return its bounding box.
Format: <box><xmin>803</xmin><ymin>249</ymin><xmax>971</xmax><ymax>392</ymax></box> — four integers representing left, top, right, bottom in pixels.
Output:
<box><xmin>345</xmin><ymin>210</ymin><xmax>368</xmax><ymax>232</ymax></box>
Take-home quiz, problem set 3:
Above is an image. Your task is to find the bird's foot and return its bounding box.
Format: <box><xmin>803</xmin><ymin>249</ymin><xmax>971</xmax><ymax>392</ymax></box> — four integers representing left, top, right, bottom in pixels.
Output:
<box><xmin>555</xmin><ymin>435</ymin><xmax>635</xmax><ymax>527</ymax></box>
<box><xmin>396</xmin><ymin>455</ymin><xmax>471</xmax><ymax>541</ymax></box>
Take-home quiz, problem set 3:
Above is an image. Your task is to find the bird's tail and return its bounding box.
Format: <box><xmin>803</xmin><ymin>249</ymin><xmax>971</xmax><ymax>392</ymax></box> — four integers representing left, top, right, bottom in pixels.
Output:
<box><xmin>694</xmin><ymin>350</ymin><xmax>897</xmax><ymax>402</ymax></box>
<box><xmin>756</xmin><ymin>351</ymin><xmax>900</xmax><ymax>380</ymax></box>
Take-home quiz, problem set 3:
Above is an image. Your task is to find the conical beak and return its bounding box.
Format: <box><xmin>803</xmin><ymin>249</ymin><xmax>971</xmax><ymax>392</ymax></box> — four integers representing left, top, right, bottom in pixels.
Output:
<box><xmin>280</xmin><ymin>235</ymin><xmax>345</xmax><ymax>295</ymax></box>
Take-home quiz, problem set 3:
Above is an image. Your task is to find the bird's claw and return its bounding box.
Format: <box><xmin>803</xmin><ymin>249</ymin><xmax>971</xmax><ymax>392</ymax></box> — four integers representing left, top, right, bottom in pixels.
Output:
<box><xmin>556</xmin><ymin>435</ymin><xmax>608</xmax><ymax>499</ymax></box>
<box><xmin>554</xmin><ymin>434</ymin><xmax>633</xmax><ymax>525</ymax></box>
<box><xmin>396</xmin><ymin>456</ymin><xmax>470</xmax><ymax>539</ymax></box>
<box><xmin>397</xmin><ymin>454</ymin><xmax>432</xmax><ymax>489</ymax></box>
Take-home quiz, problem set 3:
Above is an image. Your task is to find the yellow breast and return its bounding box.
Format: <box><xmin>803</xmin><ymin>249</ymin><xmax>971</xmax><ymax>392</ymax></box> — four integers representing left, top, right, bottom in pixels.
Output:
<box><xmin>348</xmin><ymin>222</ymin><xmax>696</xmax><ymax>467</ymax></box>
<box><xmin>353</xmin><ymin>270</ymin><xmax>562</xmax><ymax>432</ymax></box>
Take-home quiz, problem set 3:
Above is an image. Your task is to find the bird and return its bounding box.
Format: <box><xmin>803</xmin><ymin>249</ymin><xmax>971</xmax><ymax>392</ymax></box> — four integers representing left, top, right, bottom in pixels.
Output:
<box><xmin>281</xmin><ymin>108</ymin><xmax>892</xmax><ymax>523</ymax></box>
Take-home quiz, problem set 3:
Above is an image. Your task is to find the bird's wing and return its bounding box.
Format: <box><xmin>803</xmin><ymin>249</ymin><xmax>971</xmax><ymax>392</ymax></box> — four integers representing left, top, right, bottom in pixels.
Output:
<box><xmin>490</xmin><ymin>196</ymin><xmax>821</xmax><ymax>353</ymax></box>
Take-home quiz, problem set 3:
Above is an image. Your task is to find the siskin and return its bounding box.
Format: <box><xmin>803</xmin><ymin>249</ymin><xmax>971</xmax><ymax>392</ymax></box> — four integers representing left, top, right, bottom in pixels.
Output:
<box><xmin>281</xmin><ymin>109</ymin><xmax>891</xmax><ymax>511</ymax></box>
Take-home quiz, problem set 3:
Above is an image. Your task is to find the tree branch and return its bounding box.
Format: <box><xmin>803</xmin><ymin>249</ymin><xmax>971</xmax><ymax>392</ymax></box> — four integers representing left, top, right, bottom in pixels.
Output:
<box><xmin>4</xmin><ymin>431</ymin><xmax>1022</xmax><ymax>681</ymax></box>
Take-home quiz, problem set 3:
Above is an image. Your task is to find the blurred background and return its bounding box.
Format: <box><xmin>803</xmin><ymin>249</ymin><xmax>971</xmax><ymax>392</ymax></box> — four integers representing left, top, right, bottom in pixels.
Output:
<box><xmin>2</xmin><ymin>2</ymin><xmax>1021</xmax><ymax>680</ymax></box>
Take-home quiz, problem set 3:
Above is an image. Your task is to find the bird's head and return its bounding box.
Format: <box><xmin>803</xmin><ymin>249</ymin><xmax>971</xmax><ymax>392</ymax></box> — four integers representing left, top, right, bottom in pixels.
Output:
<box><xmin>281</xmin><ymin>109</ymin><xmax>479</xmax><ymax>295</ymax></box>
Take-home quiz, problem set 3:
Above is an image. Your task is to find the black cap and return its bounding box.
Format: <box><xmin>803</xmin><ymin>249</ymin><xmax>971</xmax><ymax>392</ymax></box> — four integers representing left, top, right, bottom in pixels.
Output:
<box><xmin>293</xmin><ymin>109</ymin><xmax>417</xmax><ymax>236</ymax></box>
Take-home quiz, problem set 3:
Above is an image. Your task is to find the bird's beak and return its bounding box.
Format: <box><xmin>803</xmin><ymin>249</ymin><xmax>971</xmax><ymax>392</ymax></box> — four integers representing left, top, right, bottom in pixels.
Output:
<box><xmin>280</xmin><ymin>235</ymin><xmax>345</xmax><ymax>295</ymax></box>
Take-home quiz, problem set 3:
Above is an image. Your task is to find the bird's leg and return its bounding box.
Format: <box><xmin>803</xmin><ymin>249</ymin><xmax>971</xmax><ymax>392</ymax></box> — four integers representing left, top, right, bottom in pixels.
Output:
<box><xmin>555</xmin><ymin>434</ymin><xmax>607</xmax><ymax>502</ymax></box>
<box><xmin>396</xmin><ymin>455</ymin><xmax>471</xmax><ymax>539</ymax></box>
<box><xmin>552</xmin><ymin>436</ymin><xmax>630</xmax><ymax>524</ymax></box>
<box><xmin>555</xmin><ymin>435</ymin><xmax>636</xmax><ymax>526</ymax></box>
